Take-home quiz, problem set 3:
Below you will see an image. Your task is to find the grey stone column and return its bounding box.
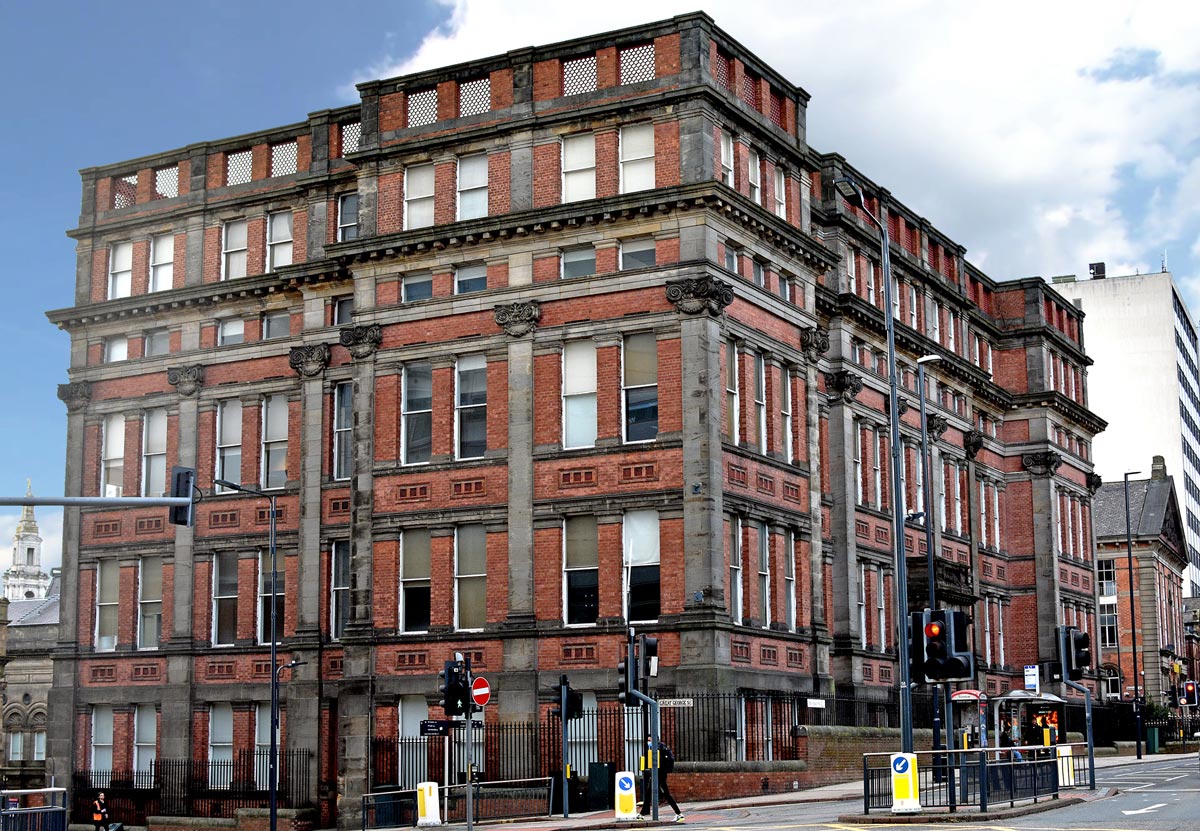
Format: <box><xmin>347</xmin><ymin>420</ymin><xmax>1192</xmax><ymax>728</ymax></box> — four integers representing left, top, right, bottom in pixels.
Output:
<box><xmin>1026</xmin><ymin>452</ymin><xmax>1066</xmax><ymax>663</ymax></box>
<box><xmin>508</xmin><ymin>133</ymin><xmax>533</xmax><ymax>213</ymax></box>
<box><xmin>162</xmin><ymin>365</ymin><xmax>205</xmax><ymax>758</ymax></box>
<box><xmin>336</xmin><ymin>323</ymin><xmax>381</xmax><ymax>830</ymax></box>
<box><xmin>665</xmin><ymin>275</ymin><xmax>733</xmax><ymax>679</ymax></box>
<box><xmin>825</xmin><ymin>372</ymin><xmax>864</xmax><ymax>684</ymax></box>
<box><xmin>48</xmin><ymin>382</ymin><xmax>91</xmax><ymax>787</ymax></box>
<box><xmin>494</xmin><ymin>301</ymin><xmax>540</xmax><ymax>720</ymax></box>
<box><xmin>286</xmin><ymin>341</ymin><xmax>331</xmax><ymax>809</ymax></box>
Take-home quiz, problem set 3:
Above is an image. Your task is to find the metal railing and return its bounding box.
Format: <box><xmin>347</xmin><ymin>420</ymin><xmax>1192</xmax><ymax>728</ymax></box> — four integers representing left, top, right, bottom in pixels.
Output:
<box><xmin>362</xmin><ymin>778</ymin><xmax>552</xmax><ymax>830</ymax></box>
<box><xmin>0</xmin><ymin>788</ymin><xmax>67</xmax><ymax>831</ymax></box>
<box><xmin>862</xmin><ymin>744</ymin><xmax>1092</xmax><ymax>814</ymax></box>
<box><xmin>72</xmin><ymin>750</ymin><xmax>312</xmax><ymax>825</ymax></box>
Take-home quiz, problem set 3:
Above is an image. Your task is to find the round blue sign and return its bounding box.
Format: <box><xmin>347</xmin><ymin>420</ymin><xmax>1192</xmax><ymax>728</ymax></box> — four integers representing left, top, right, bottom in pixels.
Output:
<box><xmin>892</xmin><ymin>757</ymin><xmax>909</xmax><ymax>774</ymax></box>
<box><xmin>619</xmin><ymin>776</ymin><xmax>633</xmax><ymax>790</ymax></box>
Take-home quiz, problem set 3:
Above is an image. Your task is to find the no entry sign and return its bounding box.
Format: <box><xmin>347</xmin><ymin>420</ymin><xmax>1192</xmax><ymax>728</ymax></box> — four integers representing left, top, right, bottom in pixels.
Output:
<box><xmin>471</xmin><ymin>675</ymin><xmax>491</xmax><ymax>707</ymax></box>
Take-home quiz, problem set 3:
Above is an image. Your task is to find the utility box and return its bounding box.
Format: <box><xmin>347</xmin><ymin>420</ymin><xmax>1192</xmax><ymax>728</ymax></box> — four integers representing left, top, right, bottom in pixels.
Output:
<box><xmin>588</xmin><ymin>762</ymin><xmax>616</xmax><ymax>811</ymax></box>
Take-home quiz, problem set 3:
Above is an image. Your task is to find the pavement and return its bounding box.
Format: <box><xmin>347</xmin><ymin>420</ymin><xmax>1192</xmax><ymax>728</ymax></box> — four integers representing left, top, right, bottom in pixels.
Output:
<box><xmin>461</xmin><ymin>750</ymin><xmax>1196</xmax><ymax>830</ymax></box>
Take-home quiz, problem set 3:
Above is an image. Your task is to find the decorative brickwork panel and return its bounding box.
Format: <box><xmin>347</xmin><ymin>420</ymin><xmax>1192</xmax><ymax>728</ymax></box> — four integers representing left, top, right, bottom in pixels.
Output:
<box><xmin>257</xmin><ymin>505</ymin><xmax>286</xmax><ymax>524</ymax></box>
<box><xmin>997</xmin><ymin>566</ymin><xmax>1005</xmax><ymax>579</ymax></box>
<box><xmin>452</xmin><ymin>479</ymin><xmax>485</xmax><ymax>497</ymax></box>
<box><xmin>253</xmin><ymin>660</ymin><xmax>272</xmax><ymax>676</ymax></box>
<box><xmin>563</xmin><ymin>55</ymin><xmax>597</xmax><ymax>96</ymax></box>
<box><xmin>760</xmin><ymin>645</ymin><xmax>778</xmax><ymax>665</ymax></box>
<box><xmin>209</xmin><ymin>511</ymin><xmax>239</xmax><ymax>528</ymax></box>
<box><xmin>874</xmin><ymin>528</ymin><xmax>889</xmax><ymax>545</ymax></box>
<box><xmin>784</xmin><ymin>482</ymin><xmax>802</xmax><ymax>503</ymax></box>
<box><xmin>226</xmin><ymin>150</ymin><xmax>252</xmax><ymax>186</ymax></box>
<box><xmin>756</xmin><ymin>474</ymin><xmax>775</xmax><ymax>495</ymax></box>
<box><xmin>396</xmin><ymin>651</ymin><xmax>427</xmax><ymax>668</ymax></box>
<box><xmin>94</xmin><ymin>520</ymin><xmax>121</xmax><ymax>538</ymax></box>
<box><xmin>880</xmin><ymin>666</ymin><xmax>892</xmax><ymax>681</ymax></box>
<box><xmin>153</xmin><ymin>166</ymin><xmax>178</xmax><ymax>200</ymax></box>
<box><xmin>207</xmin><ymin>661</ymin><xmax>235</xmax><ymax>679</ymax></box>
<box><xmin>330</xmin><ymin>498</ymin><xmax>350</xmax><ymax>515</ymax></box>
<box><xmin>112</xmin><ymin>174</ymin><xmax>137</xmax><ymax>209</ymax></box>
<box><xmin>741</xmin><ymin>71</ymin><xmax>760</xmax><ymax>109</ymax></box>
<box><xmin>559</xmin><ymin>468</ymin><xmax>596</xmax><ymax>488</ymax></box>
<box><xmin>855</xmin><ymin>520</ymin><xmax>869</xmax><ymax>539</ymax></box>
<box><xmin>620</xmin><ymin>463</ymin><xmax>658</xmax><ymax>482</ymax></box>
<box><xmin>396</xmin><ymin>484</ymin><xmax>430</xmax><ymax>502</ymax></box>
<box><xmin>135</xmin><ymin>517</ymin><xmax>164</xmax><ymax>534</ymax></box>
<box><xmin>769</xmin><ymin>90</ymin><xmax>785</xmax><ymax>129</ymax></box>
<box><xmin>619</xmin><ymin>43</ymin><xmax>655</xmax><ymax>84</ymax></box>
<box><xmin>731</xmin><ymin>640</ymin><xmax>751</xmax><ymax>662</ymax></box>
<box><xmin>728</xmin><ymin>465</ymin><xmax>748</xmax><ymax>487</ymax></box>
<box><xmin>714</xmin><ymin>51</ymin><xmax>732</xmax><ymax>91</ymax></box>
<box><xmin>458</xmin><ymin>77</ymin><xmax>491</xmax><ymax>116</ymax></box>
<box><xmin>90</xmin><ymin>666</ymin><xmax>116</xmax><ymax>682</ymax></box>
<box><xmin>407</xmin><ymin>89</ymin><xmax>438</xmax><ymax>127</ymax></box>
<box><xmin>562</xmin><ymin>643</ymin><xmax>597</xmax><ymax>663</ymax></box>
<box><xmin>863</xmin><ymin>665</ymin><xmax>873</xmax><ymax>680</ymax></box>
<box><xmin>132</xmin><ymin>664</ymin><xmax>160</xmax><ymax>680</ymax></box>
<box><xmin>787</xmin><ymin>648</ymin><xmax>803</xmax><ymax>668</ymax></box>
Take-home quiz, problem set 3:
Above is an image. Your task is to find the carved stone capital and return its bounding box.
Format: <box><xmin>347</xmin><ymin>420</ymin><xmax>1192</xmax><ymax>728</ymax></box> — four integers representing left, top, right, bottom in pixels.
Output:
<box><xmin>800</xmin><ymin>327</ymin><xmax>830</xmax><ymax>363</ymax></box>
<box><xmin>1022</xmin><ymin>450</ymin><xmax>1063</xmax><ymax>477</ymax></box>
<box><xmin>925</xmin><ymin>413</ymin><xmax>949</xmax><ymax>439</ymax></box>
<box><xmin>339</xmin><ymin>324</ymin><xmax>383</xmax><ymax>359</ymax></box>
<box><xmin>289</xmin><ymin>343</ymin><xmax>331</xmax><ymax>378</ymax></box>
<box><xmin>167</xmin><ymin>364</ymin><xmax>205</xmax><ymax>397</ymax></box>
<box><xmin>964</xmin><ymin>429</ymin><xmax>985</xmax><ymax>460</ymax></box>
<box><xmin>57</xmin><ymin>381</ymin><xmax>92</xmax><ymax>412</ymax></box>
<box><xmin>1085</xmin><ymin>472</ymin><xmax>1103</xmax><ymax>495</ymax></box>
<box><xmin>823</xmin><ymin>370</ymin><xmax>863</xmax><ymax>404</ymax></box>
<box><xmin>665</xmin><ymin>275</ymin><xmax>734</xmax><ymax>316</ymax></box>
<box><xmin>494</xmin><ymin>300</ymin><xmax>542</xmax><ymax>337</ymax></box>
<box><xmin>891</xmin><ymin>396</ymin><xmax>910</xmax><ymax>417</ymax></box>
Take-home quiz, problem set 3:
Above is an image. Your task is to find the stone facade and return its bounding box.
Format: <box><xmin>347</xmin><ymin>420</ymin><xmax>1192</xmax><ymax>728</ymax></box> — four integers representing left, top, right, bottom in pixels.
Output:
<box><xmin>45</xmin><ymin>12</ymin><xmax>1104</xmax><ymax>825</ymax></box>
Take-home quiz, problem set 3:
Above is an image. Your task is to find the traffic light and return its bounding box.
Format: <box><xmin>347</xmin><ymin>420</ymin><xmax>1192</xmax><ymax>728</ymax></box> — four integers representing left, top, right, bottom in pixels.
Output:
<box><xmin>439</xmin><ymin>660</ymin><xmax>466</xmax><ymax>717</ymax></box>
<box><xmin>168</xmin><ymin>466</ymin><xmax>197</xmax><ymax>526</ymax></box>
<box><xmin>640</xmin><ymin>636</ymin><xmax>659</xmax><ymax>680</ymax></box>
<box><xmin>617</xmin><ymin>657</ymin><xmax>638</xmax><ymax>704</ymax></box>
<box><xmin>909</xmin><ymin>611</ymin><xmax>929</xmax><ymax>684</ymax></box>
<box><xmin>924</xmin><ymin>609</ymin><xmax>974</xmax><ymax>682</ymax></box>
<box><xmin>551</xmin><ymin>675</ymin><xmax>585</xmax><ymax>720</ymax></box>
<box><xmin>1184</xmin><ymin>679</ymin><xmax>1199</xmax><ymax>707</ymax></box>
<box><xmin>1068</xmin><ymin>629</ymin><xmax>1091</xmax><ymax>681</ymax></box>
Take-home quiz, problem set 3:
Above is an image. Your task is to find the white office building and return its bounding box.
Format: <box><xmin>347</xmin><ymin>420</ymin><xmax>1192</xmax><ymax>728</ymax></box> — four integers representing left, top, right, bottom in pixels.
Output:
<box><xmin>1055</xmin><ymin>266</ymin><xmax>1200</xmax><ymax>595</ymax></box>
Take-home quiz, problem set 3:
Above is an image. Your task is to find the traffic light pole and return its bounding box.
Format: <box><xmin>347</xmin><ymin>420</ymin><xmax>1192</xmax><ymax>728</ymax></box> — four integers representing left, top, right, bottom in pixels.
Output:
<box><xmin>1058</xmin><ymin>627</ymin><xmax>1096</xmax><ymax>790</ymax></box>
<box><xmin>560</xmin><ymin>677</ymin><xmax>570</xmax><ymax>819</ymax></box>
<box><xmin>465</xmin><ymin>655</ymin><xmax>475</xmax><ymax>831</ymax></box>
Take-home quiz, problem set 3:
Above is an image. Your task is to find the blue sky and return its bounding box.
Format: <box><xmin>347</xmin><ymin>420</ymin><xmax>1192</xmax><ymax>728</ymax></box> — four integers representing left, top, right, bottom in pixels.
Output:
<box><xmin>2</xmin><ymin>1</ymin><xmax>1197</xmax><ymax>570</ymax></box>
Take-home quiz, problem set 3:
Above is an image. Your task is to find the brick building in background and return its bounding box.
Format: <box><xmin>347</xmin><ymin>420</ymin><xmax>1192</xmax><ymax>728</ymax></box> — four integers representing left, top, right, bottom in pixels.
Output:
<box><xmin>46</xmin><ymin>12</ymin><xmax>1104</xmax><ymax>825</ymax></box>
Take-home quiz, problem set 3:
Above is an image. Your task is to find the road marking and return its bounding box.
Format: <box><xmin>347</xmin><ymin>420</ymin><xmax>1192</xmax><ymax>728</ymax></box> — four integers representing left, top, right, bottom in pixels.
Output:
<box><xmin>1122</xmin><ymin>801</ymin><xmax>1167</xmax><ymax>815</ymax></box>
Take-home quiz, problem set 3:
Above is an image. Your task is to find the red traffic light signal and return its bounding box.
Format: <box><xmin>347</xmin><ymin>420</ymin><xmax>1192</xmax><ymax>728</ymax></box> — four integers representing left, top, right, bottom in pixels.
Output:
<box><xmin>1185</xmin><ymin>680</ymin><xmax>1199</xmax><ymax>707</ymax></box>
<box><xmin>925</xmin><ymin>621</ymin><xmax>943</xmax><ymax>639</ymax></box>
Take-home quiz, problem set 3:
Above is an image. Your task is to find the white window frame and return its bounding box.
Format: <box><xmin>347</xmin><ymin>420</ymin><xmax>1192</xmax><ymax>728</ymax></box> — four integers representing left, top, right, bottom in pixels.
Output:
<box><xmin>753</xmin><ymin>352</ymin><xmax>767</xmax><ymax>453</ymax></box>
<box><xmin>144</xmin><ymin>328</ymin><xmax>170</xmax><ymax>357</ymax></box>
<box><xmin>208</xmin><ymin>702</ymin><xmax>233</xmax><ymax>788</ymax></box>
<box><xmin>212</xmin><ymin>551</ymin><xmax>238</xmax><ymax>646</ymax></box>
<box><xmin>773</xmin><ymin>167</ymin><xmax>787</xmax><ymax>218</ymax></box>
<box><xmin>562</xmin><ymin>340</ymin><xmax>597</xmax><ymax>449</ymax></box>
<box><xmin>404</xmin><ymin>163</ymin><xmax>435</xmax><ymax>229</ymax></box>
<box><xmin>623</xmin><ymin>509</ymin><xmax>660</xmax><ymax>623</ymax></box>
<box><xmin>561</xmin><ymin>246</ymin><xmax>596</xmax><ymax>279</ymax></box>
<box><xmin>137</xmin><ymin>555</ymin><xmax>162</xmax><ymax>650</ymax></box>
<box><xmin>455</xmin><ymin>354</ymin><xmax>488</xmax><ymax>460</ymax></box>
<box><xmin>267</xmin><ymin>211</ymin><xmax>293</xmax><ymax>271</ymax></box>
<box><xmin>720</xmin><ymin>130</ymin><xmax>735</xmax><ymax>186</ymax></box>
<box><xmin>142</xmin><ymin>408</ymin><xmax>167</xmax><ymax>497</ymax></box>
<box><xmin>621</xmin><ymin>332</ymin><xmax>658</xmax><ymax>444</ymax></box>
<box><xmin>91</xmin><ymin>705</ymin><xmax>114</xmax><ymax>773</ymax></box>
<box><xmin>853</xmin><ymin>419</ymin><xmax>864</xmax><ymax>504</ymax></box>
<box><xmin>222</xmin><ymin>219</ymin><xmax>248</xmax><ymax>280</ymax></box>
<box><xmin>757</xmin><ymin>522</ymin><xmax>770</xmax><ymax>628</ymax></box>
<box><xmin>330</xmin><ymin>540</ymin><xmax>350</xmax><ymax>640</ymax></box>
<box><xmin>747</xmin><ymin>148</ymin><xmax>761</xmax><ymax>204</ymax></box>
<box><xmin>95</xmin><ymin>559</ymin><xmax>118</xmax><ymax>651</ymax></box>
<box><xmin>218</xmin><ymin>318</ymin><xmax>244</xmax><ymax>346</ymax></box>
<box><xmin>261</xmin><ymin>394</ymin><xmax>288</xmax><ymax>489</ymax></box>
<box><xmin>563</xmin><ymin>515</ymin><xmax>600</xmax><ymax>626</ymax></box>
<box><xmin>216</xmin><ymin>399</ymin><xmax>242</xmax><ymax>491</ymax></box>
<box><xmin>456</xmin><ymin>153</ymin><xmax>488</xmax><ymax>220</ymax></box>
<box><xmin>337</xmin><ymin>193</ymin><xmax>359</xmax><ymax>242</ymax></box>
<box><xmin>729</xmin><ymin>516</ymin><xmax>743</xmax><ymax>624</ymax></box>
<box><xmin>876</xmin><ymin>565</ymin><xmax>887</xmax><ymax>652</ymax></box>
<box><xmin>333</xmin><ymin>381</ymin><xmax>353</xmax><ymax>481</ymax></box>
<box><xmin>150</xmin><ymin>233</ymin><xmax>173</xmax><ymax>292</ymax></box>
<box><xmin>858</xmin><ymin>562</ymin><xmax>868</xmax><ymax>650</ymax></box>
<box><xmin>33</xmin><ymin>730</ymin><xmax>45</xmax><ymax>761</ymax></box>
<box><xmin>9</xmin><ymin>732</ymin><xmax>23</xmax><ymax>763</ymax></box>
<box><xmin>562</xmin><ymin>133</ymin><xmax>596</xmax><ymax>203</ymax></box>
<box><xmin>619</xmin><ymin>123</ymin><xmax>655</xmax><ymax>194</ymax></box>
<box><xmin>402</xmin><ymin>362</ymin><xmax>432</xmax><ymax>465</ymax></box>
<box><xmin>454</xmin><ymin>524</ymin><xmax>487</xmax><ymax>631</ymax></box>
<box><xmin>784</xmin><ymin>529</ymin><xmax>796</xmax><ymax>632</ymax></box>
<box><xmin>257</xmin><ymin>549</ymin><xmax>284</xmax><ymax>646</ymax></box>
<box><xmin>262</xmin><ymin>310</ymin><xmax>290</xmax><ymax>340</ymax></box>
<box><xmin>399</xmin><ymin>529</ymin><xmax>432</xmax><ymax>633</ymax></box>
<box><xmin>620</xmin><ymin>237</ymin><xmax>656</xmax><ymax>270</ymax></box>
<box><xmin>781</xmin><ymin>367</ymin><xmax>793</xmax><ymax>462</ymax></box>
<box><xmin>725</xmin><ymin>340</ymin><xmax>740</xmax><ymax>444</ymax></box>
<box><xmin>104</xmin><ymin>336</ymin><xmax>129</xmax><ymax>363</ymax></box>
<box><xmin>133</xmin><ymin>703</ymin><xmax>156</xmax><ymax>785</ymax></box>
<box><xmin>454</xmin><ymin>263</ymin><xmax>487</xmax><ymax>295</ymax></box>
<box><xmin>108</xmin><ymin>241</ymin><xmax>132</xmax><ymax>299</ymax></box>
<box><xmin>101</xmin><ymin>413</ymin><xmax>124</xmax><ymax>497</ymax></box>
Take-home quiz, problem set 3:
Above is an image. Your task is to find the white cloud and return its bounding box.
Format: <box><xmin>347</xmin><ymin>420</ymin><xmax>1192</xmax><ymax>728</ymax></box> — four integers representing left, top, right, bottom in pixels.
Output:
<box><xmin>346</xmin><ymin>0</ymin><xmax>1200</xmax><ymax>300</ymax></box>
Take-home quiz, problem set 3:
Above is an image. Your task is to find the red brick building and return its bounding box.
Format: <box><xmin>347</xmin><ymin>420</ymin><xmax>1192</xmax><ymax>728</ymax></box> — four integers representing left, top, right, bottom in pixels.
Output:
<box><xmin>46</xmin><ymin>12</ymin><xmax>1104</xmax><ymax>825</ymax></box>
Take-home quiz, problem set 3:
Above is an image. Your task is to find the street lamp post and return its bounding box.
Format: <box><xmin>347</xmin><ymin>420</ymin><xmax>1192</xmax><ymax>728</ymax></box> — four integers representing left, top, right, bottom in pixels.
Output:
<box><xmin>916</xmin><ymin>354</ymin><xmax>942</xmax><ymax>753</ymax></box>
<box><xmin>1122</xmin><ymin>470</ymin><xmax>1143</xmax><ymax>759</ymax></box>
<box><xmin>215</xmin><ymin>479</ymin><xmax>281</xmax><ymax>830</ymax></box>
<box><xmin>834</xmin><ymin>175</ymin><xmax>913</xmax><ymax>752</ymax></box>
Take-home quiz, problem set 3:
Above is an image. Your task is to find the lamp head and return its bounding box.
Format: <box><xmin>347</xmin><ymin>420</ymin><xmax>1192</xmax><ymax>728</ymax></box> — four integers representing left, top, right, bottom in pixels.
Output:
<box><xmin>917</xmin><ymin>355</ymin><xmax>943</xmax><ymax>365</ymax></box>
<box><xmin>832</xmin><ymin>176</ymin><xmax>864</xmax><ymax>204</ymax></box>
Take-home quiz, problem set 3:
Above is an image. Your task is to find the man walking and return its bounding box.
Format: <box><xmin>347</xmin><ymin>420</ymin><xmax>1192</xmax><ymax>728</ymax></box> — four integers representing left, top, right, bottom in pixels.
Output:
<box><xmin>637</xmin><ymin>741</ymin><xmax>683</xmax><ymax>822</ymax></box>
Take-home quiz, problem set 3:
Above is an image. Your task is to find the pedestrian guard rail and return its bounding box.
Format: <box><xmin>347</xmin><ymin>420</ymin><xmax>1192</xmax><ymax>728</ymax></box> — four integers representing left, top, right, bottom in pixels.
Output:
<box><xmin>362</xmin><ymin>777</ymin><xmax>552</xmax><ymax>829</ymax></box>
<box><xmin>0</xmin><ymin>788</ymin><xmax>68</xmax><ymax>831</ymax></box>
<box><xmin>862</xmin><ymin>743</ymin><xmax>1092</xmax><ymax>814</ymax></box>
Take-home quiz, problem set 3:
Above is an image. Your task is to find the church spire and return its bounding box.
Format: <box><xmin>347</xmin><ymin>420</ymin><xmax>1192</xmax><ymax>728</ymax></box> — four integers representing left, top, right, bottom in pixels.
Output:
<box><xmin>15</xmin><ymin>479</ymin><xmax>38</xmax><ymax>536</ymax></box>
<box><xmin>7</xmin><ymin>479</ymin><xmax>49</xmax><ymax>601</ymax></box>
